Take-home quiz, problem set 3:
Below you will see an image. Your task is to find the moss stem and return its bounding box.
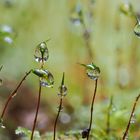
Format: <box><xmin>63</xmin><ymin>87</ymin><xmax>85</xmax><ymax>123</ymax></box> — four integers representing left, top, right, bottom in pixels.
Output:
<box><xmin>87</xmin><ymin>79</ymin><xmax>98</xmax><ymax>140</ymax></box>
<box><xmin>30</xmin><ymin>82</ymin><xmax>42</xmax><ymax>140</ymax></box>
<box><xmin>122</xmin><ymin>93</ymin><xmax>140</xmax><ymax>140</ymax></box>
<box><xmin>0</xmin><ymin>70</ymin><xmax>32</xmax><ymax>120</ymax></box>
<box><xmin>53</xmin><ymin>97</ymin><xmax>63</xmax><ymax>140</ymax></box>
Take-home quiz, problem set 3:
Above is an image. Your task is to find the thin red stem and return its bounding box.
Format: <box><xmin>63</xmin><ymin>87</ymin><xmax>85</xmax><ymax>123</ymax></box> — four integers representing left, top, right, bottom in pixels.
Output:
<box><xmin>122</xmin><ymin>94</ymin><xmax>140</xmax><ymax>140</ymax></box>
<box><xmin>53</xmin><ymin>97</ymin><xmax>63</xmax><ymax>140</ymax></box>
<box><xmin>30</xmin><ymin>82</ymin><xmax>42</xmax><ymax>140</ymax></box>
<box><xmin>0</xmin><ymin>70</ymin><xmax>32</xmax><ymax>120</ymax></box>
<box><xmin>87</xmin><ymin>79</ymin><xmax>98</xmax><ymax>140</ymax></box>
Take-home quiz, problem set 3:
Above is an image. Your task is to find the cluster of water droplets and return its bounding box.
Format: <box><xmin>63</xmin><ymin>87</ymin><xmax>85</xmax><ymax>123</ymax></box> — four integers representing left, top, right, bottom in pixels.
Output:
<box><xmin>81</xmin><ymin>63</ymin><xmax>100</xmax><ymax>80</ymax></box>
<box><xmin>33</xmin><ymin>41</ymin><xmax>54</xmax><ymax>88</ymax></box>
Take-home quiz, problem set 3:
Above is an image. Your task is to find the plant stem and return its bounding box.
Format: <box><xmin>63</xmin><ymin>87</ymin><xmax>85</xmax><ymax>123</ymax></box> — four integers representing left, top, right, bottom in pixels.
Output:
<box><xmin>0</xmin><ymin>70</ymin><xmax>32</xmax><ymax>120</ymax></box>
<box><xmin>30</xmin><ymin>82</ymin><xmax>42</xmax><ymax>140</ymax></box>
<box><xmin>106</xmin><ymin>96</ymin><xmax>113</xmax><ymax>134</ymax></box>
<box><xmin>122</xmin><ymin>93</ymin><xmax>140</xmax><ymax>140</ymax></box>
<box><xmin>53</xmin><ymin>97</ymin><xmax>63</xmax><ymax>140</ymax></box>
<box><xmin>87</xmin><ymin>79</ymin><xmax>98</xmax><ymax>140</ymax></box>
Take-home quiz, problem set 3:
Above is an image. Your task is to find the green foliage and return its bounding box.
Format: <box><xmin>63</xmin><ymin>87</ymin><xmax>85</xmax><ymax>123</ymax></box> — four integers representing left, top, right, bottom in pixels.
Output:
<box><xmin>15</xmin><ymin>127</ymin><xmax>40</xmax><ymax>140</ymax></box>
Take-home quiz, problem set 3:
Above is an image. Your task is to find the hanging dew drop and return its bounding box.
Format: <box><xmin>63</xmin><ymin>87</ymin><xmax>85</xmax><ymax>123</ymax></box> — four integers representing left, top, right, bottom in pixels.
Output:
<box><xmin>86</xmin><ymin>63</ymin><xmax>100</xmax><ymax>80</ymax></box>
<box><xmin>86</xmin><ymin>67</ymin><xmax>100</xmax><ymax>80</ymax></box>
<box><xmin>34</xmin><ymin>41</ymin><xmax>49</xmax><ymax>63</ymax></box>
<box><xmin>40</xmin><ymin>70</ymin><xmax>54</xmax><ymax>88</ymax></box>
<box><xmin>80</xmin><ymin>63</ymin><xmax>100</xmax><ymax>80</ymax></box>
<box><xmin>32</xmin><ymin>69</ymin><xmax>54</xmax><ymax>88</ymax></box>
<box><xmin>134</xmin><ymin>22</ymin><xmax>140</xmax><ymax>38</ymax></box>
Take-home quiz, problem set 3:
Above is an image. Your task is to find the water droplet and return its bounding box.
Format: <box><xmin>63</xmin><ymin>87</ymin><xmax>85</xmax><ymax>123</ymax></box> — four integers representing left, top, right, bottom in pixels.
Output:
<box><xmin>134</xmin><ymin>22</ymin><xmax>140</xmax><ymax>38</ymax></box>
<box><xmin>130</xmin><ymin>113</ymin><xmax>136</xmax><ymax>124</ymax></box>
<box><xmin>86</xmin><ymin>64</ymin><xmax>100</xmax><ymax>80</ymax></box>
<box><xmin>0</xmin><ymin>119</ymin><xmax>5</xmax><ymax>129</ymax></box>
<box><xmin>70</xmin><ymin>18</ymin><xmax>81</xmax><ymax>26</ymax></box>
<box><xmin>32</xmin><ymin>69</ymin><xmax>54</xmax><ymax>88</ymax></box>
<box><xmin>1</xmin><ymin>25</ymin><xmax>13</xmax><ymax>33</ymax></box>
<box><xmin>58</xmin><ymin>85</ymin><xmax>67</xmax><ymax>97</ymax></box>
<box><xmin>34</xmin><ymin>41</ymin><xmax>49</xmax><ymax>63</ymax></box>
<box><xmin>4</xmin><ymin>36</ymin><xmax>13</xmax><ymax>44</ymax></box>
<box><xmin>80</xmin><ymin>63</ymin><xmax>100</xmax><ymax>80</ymax></box>
<box><xmin>124</xmin><ymin>135</ymin><xmax>128</xmax><ymax>140</ymax></box>
<box><xmin>111</xmin><ymin>105</ymin><xmax>117</xmax><ymax>113</ymax></box>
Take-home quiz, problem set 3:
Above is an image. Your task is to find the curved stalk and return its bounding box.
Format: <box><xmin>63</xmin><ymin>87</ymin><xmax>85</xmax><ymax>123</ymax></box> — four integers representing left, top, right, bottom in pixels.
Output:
<box><xmin>122</xmin><ymin>94</ymin><xmax>140</xmax><ymax>140</ymax></box>
<box><xmin>87</xmin><ymin>79</ymin><xmax>98</xmax><ymax>140</ymax></box>
<box><xmin>53</xmin><ymin>97</ymin><xmax>63</xmax><ymax>140</ymax></box>
<box><xmin>30</xmin><ymin>82</ymin><xmax>42</xmax><ymax>140</ymax></box>
<box><xmin>0</xmin><ymin>70</ymin><xmax>32</xmax><ymax>120</ymax></box>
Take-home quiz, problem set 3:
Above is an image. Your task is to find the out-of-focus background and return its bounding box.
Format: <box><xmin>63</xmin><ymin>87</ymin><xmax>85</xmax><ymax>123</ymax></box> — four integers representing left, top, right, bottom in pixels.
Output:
<box><xmin>0</xmin><ymin>0</ymin><xmax>140</xmax><ymax>139</ymax></box>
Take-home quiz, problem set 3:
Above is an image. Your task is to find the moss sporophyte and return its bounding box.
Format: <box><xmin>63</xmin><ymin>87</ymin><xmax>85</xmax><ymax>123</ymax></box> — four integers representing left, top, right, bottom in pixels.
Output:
<box><xmin>0</xmin><ymin>41</ymin><xmax>54</xmax><ymax>140</ymax></box>
<box><xmin>53</xmin><ymin>72</ymin><xmax>68</xmax><ymax>140</ymax></box>
<box><xmin>80</xmin><ymin>63</ymin><xmax>100</xmax><ymax>140</ymax></box>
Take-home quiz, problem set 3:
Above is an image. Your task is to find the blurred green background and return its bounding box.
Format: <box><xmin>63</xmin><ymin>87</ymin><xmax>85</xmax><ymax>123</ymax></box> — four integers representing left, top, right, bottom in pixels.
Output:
<box><xmin>0</xmin><ymin>0</ymin><xmax>140</xmax><ymax>139</ymax></box>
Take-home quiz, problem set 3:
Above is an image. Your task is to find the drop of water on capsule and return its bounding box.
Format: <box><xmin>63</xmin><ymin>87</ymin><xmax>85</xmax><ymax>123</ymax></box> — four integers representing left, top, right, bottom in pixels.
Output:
<box><xmin>40</xmin><ymin>70</ymin><xmax>54</xmax><ymax>88</ymax></box>
<box><xmin>86</xmin><ymin>65</ymin><xmax>100</xmax><ymax>80</ymax></box>
<box><xmin>33</xmin><ymin>69</ymin><xmax>54</xmax><ymax>88</ymax></box>
<box><xmin>34</xmin><ymin>42</ymin><xmax>49</xmax><ymax>63</ymax></box>
<box><xmin>58</xmin><ymin>85</ymin><xmax>67</xmax><ymax>97</ymax></box>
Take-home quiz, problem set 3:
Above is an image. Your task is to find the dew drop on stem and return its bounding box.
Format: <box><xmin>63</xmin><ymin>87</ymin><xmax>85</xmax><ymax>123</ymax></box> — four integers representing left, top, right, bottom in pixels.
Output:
<box><xmin>130</xmin><ymin>113</ymin><xmax>136</xmax><ymax>124</ymax></box>
<box><xmin>58</xmin><ymin>85</ymin><xmax>67</xmax><ymax>97</ymax></box>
